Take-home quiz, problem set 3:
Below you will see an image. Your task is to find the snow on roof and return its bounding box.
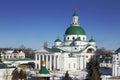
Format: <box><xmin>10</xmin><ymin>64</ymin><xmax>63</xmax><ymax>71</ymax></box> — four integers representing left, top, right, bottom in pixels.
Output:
<box><xmin>5</xmin><ymin>50</ymin><xmax>14</xmax><ymax>54</ymax></box>
<box><xmin>36</xmin><ymin>47</ymin><xmax>49</xmax><ymax>53</ymax></box>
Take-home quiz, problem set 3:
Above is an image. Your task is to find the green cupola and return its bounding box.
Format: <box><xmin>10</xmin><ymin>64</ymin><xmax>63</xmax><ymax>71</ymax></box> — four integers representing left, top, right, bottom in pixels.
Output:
<box><xmin>89</xmin><ymin>37</ymin><xmax>95</xmax><ymax>42</ymax></box>
<box><xmin>55</xmin><ymin>36</ymin><xmax>62</xmax><ymax>42</ymax></box>
<box><xmin>65</xmin><ymin>8</ymin><xmax>86</xmax><ymax>35</ymax></box>
<box><xmin>39</xmin><ymin>61</ymin><xmax>49</xmax><ymax>74</ymax></box>
<box><xmin>73</xmin><ymin>7</ymin><xmax>78</xmax><ymax>16</ymax></box>
<box><xmin>65</xmin><ymin>25</ymin><xmax>86</xmax><ymax>35</ymax></box>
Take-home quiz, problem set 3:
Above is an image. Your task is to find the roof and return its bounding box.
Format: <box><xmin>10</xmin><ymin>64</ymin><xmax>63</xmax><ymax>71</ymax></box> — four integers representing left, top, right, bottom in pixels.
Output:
<box><xmin>89</xmin><ymin>38</ymin><xmax>95</xmax><ymax>42</ymax></box>
<box><xmin>65</xmin><ymin>25</ymin><xmax>86</xmax><ymax>35</ymax></box>
<box><xmin>36</xmin><ymin>47</ymin><xmax>49</xmax><ymax>53</ymax></box>
<box><xmin>75</xmin><ymin>37</ymin><xmax>81</xmax><ymax>41</ymax></box>
<box><xmin>73</xmin><ymin>7</ymin><xmax>78</xmax><ymax>16</ymax></box>
<box><xmin>55</xmin><ymin>38</ymin><xmax>62</xmax><ymax>42</ymax></box>
<box><xmin>0</xmin><ymin>63</ymin><xmax>15</xmax><ymax>69</ymax></box>
<box><xmin>115</xmin><ymin>48</ymin><xmax>120</xmax><ymax>53</ymax></box>
<box><xmin>0</xmin><ymin>63</ymin><xmax>7</xmax><ymax>69</ymax></box>
<box><xmin>73</xmin><ymin>11</ymin><xmax>78</xmax><ymax>16</ymax></box>
<box><xmin>46</xmin><ymin>47</ymin><xmax>64</xmax><ymax>53</ymax></box>
<box><xmin>39</xmin><ymin>66</ymin><xmax>49</xmax><ymax>74</ymax></box>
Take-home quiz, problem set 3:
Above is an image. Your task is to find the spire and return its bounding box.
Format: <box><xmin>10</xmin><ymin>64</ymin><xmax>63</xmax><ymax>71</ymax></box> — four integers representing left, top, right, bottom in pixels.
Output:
<box><xmin>73</xmin><ymin>7</ymin><xmax>77</xmax><ymax>16</ymax></box>
<box><xmin>72</xmin><ymin>7</ymin><xmax>79</xmax><ymax>25</ymax></box>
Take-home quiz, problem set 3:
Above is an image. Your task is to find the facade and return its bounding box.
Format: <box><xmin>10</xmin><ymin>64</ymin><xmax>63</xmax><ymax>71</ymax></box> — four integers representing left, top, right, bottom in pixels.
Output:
<box><xmin>35</xmin><ymin>9</ymin><xmax>96</xmax><ymax>71</ymax></box>
<box><xmin>32</xmin><ymin>61</ymin><xmax>51</xmax><ymax>80</ymax></box>
<box><xmin>112</xmin><ymin>48</ymin><xmax>120</xmax><ymax>76</ymax></box>
<box><xmin>1</xmin><ymin>50</ymin><xmax>25</xmax><ymax>60</ymax></box>
<box><xmin>99</xmin><ymin>55</ymin><xmax>112</xmax><ymax>68</ymax></box>
<box><xmin>0</xmin><ymin>63</ymin><xmax>15</xmax><ymax>80</ymax></box>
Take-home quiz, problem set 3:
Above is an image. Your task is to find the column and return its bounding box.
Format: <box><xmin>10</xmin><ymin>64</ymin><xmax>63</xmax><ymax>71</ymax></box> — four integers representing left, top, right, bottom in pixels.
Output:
<box><xmin>84</xmin><ymin>56</ymin><xmax>86</xmax><ymax>68</ymax></box>
<box><xmin>46</xmin><ymin>55</ymin><xmax>48</xmax><ymax>69</ymax></box>
<box><xmin>80</xmin><ymin>55</ymin><xmax>84</xmax><ymax>70</ymax></box>
<box><xmin>35</xmin><ymin>54</ymin><xmax>37</xmax><ymax>69</ymax></box>
<box><xmin>54</xmin><ymin>55</ymin><xmax>56</xmax><ymax>70</ymax></box>
<box><xmin>42</xmin><ymin>55</ymin><xmax>44</xmax><ymax>61</ymax></box>
<box><xmin>57</xmin><ymin>55</ymin><xmax>60</xmax><ymax>69</ymax></box>
<box><xmin>77</xmin><ymin>55</ymin><xmax>79</xmax><ymax>69</ymax></box>
<box><xmin>49</xmin><ymin>55</ymin><xmax>52</xmax><ymax>70</ymax></box>
<box><xmin>39</xmin><ymin>55</ymin><xmax>41</xmax><ymax>69</ymax></box>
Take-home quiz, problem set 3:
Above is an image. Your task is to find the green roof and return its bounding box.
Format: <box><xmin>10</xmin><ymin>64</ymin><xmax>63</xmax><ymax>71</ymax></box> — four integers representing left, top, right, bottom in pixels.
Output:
<box><xmin>46</xmin><ymin>47</ymin><xmax>64</xmax><ymax>52</ymax></box>
<box><xmin>89</xmin><ymin>38</ymin><xmax>95</xmax><ymax>42</ymax></box>
<box><xmin>0</xmin><ymin>63</ymin><xmax>7</xmax><ymax>69</ymax></box>
<box><xmin>65</xmin><ymin>25</ymin><xmax>86</xmax><ymax>35</ymax></box>
<box><xmin>55</xmin><ymin>38</ymin><xmax>62</xmax><ymax>42</ymax></box>
<box><xmin>75</xmin><ymin>37</ymin><xmax>81</xmax><ymax>41</ymax></box>
<box><xmin>39</xmin><ymin>66</ymin><xmax>49</xmax><ymax>74</ymax></box>
<box><xmin>73</xmin><ymin>12</ymin><xmax>78</xmax><ymax>16</ymax></box>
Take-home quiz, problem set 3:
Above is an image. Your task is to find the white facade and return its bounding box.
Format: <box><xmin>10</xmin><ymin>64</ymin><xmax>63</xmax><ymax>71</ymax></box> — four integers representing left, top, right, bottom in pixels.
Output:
<box><xmin>35</xmin><ymin>10</ymin><xmax>96</xmax><ymax>71</ymax></box>
<box><xmin>1</xmin><ymin>50</ymin><xmax>25</xmax><ymax>60</ymax></box>
<box><xmin>112</xmin><ymin>52</ymin><xmax>120</xmax><ymax>76</ymax></box>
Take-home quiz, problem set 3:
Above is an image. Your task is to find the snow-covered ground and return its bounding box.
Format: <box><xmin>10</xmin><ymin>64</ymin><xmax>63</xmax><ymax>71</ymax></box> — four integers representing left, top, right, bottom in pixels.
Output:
<box><xmin>50</xmin><ymin>70</ymin><xmax>87</xmax><ymax>80</ymax></box>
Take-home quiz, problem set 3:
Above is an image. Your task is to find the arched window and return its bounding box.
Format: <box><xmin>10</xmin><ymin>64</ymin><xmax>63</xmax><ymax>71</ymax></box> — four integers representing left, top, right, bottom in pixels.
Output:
<box><xmin>83</xmin><ymin>37</ymin><xmax>85</xmax><ymax>41</ymax></box>
<box><xmin>72</xmin><ymin>37</ymin><xmax>75</xmax><ymax>40</ymax></box>
<box><xmin>67</xmin><ymin>37</ymin><xmax>69</xmax><ymax>40</ymax></box>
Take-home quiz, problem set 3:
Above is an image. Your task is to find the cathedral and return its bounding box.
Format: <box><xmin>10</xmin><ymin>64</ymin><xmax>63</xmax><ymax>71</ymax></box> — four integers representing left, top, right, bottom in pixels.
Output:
<box><xmin>35</xmin><ymin>9</ymin><xmax>96</xmax><ymax>71</ymax></box>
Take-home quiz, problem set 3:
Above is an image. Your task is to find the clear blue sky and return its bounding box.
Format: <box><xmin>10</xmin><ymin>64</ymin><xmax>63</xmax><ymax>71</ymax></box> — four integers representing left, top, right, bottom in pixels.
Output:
<box><xmin>0</xmin><ymin>0</ymin><xmax>120</xmax><ymax>50</ymax></box>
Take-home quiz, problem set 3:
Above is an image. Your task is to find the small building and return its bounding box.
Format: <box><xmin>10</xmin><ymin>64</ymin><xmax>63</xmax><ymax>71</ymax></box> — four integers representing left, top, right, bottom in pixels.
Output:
<box><xmin>112</xmin><ymin>48</ymin><xmax>120</xmax><ymax>76</ymax></box>
<box><xmin>1</xmin><ymin>49</ymin><xmax>25</xmax><ymax>60</ymax></box>
<box><xmin>32</xmin><ymin>61</ymin><xmax>51</xmax><ymax>80</ymax></box>
<box><xmin>99</xmin><ymin>55</ymin><xmax>112</xmax><ymax>68</ymax></box>
<box><xmin>0</xmin><ymin>62</ymin><xmax>15</xmax><ymax>80</ymax></box>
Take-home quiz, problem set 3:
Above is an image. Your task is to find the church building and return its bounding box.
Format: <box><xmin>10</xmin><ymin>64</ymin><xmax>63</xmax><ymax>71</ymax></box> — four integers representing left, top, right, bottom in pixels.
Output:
<box><xmin>35</xmin><ymin>9</ymin><xmax>96</xmax><ymax>71</ymax></box>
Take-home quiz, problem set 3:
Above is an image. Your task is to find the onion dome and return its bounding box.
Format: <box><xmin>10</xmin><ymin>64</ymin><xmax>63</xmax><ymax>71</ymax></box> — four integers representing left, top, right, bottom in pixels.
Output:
<box><xmin>65</xmin><ymin>8</ymin><xmax>86</xmax><ymax>35</ymax></box>
<box><xmin>54</xmin><ymin>37</ymin><xmax>62</xmax><ymax>42</ymax></box>
<box><xmin>39</xmin><ymin>61</ymin><xmax>49</xmax><ymax>74</ymax></box>
<box><xmin>65</xmin><ymin>25</ymin><xmax>86</xmax><ymax>35</ymax></box>
<box><xmin>89</xmin><ymin>37</ymin><xmax>95</xmax><ymax>42</ymax></box>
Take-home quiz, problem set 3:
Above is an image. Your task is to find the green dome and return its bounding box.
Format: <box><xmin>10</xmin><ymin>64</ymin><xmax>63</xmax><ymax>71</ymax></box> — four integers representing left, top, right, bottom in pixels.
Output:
<box><xmin>55</xmin><ymin>38</ymin><xmax>61</xmax><ymax>42</ymax></box>
<box><xmin>73</xmin><ymin>12</ymin><xmax>78</xmax><ymax>16</ymax></box>
<box><xmin>89</xmin><ymin>38</ymin><xmax>95</xmax><ymax>42</ymax></box>
<box><xmin>65</xmin><ymin>25</ymin><xmax>86</xmax><ymax>35</ymax></box>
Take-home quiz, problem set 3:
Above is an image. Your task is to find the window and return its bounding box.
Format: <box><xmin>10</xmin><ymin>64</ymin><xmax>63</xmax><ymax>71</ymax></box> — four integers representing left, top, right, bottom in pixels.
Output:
<box><xmin>72</xmin><ymin>37</ymin><xmax>75</xmax><ymax>40</ymax></box>
<box><xmin>83</xmin><ymin>37</ymin><xmax>85</xmax><ymax>41</ymax></box>
<box><xmin>86</xmin><ymin>56</ymin><xmax>88</xmax><ymax>58</ymax></box>
<box><xmin>67</xmin><ymin>37</ymin><xmax>69</xmax><ymax>40</ymax></box>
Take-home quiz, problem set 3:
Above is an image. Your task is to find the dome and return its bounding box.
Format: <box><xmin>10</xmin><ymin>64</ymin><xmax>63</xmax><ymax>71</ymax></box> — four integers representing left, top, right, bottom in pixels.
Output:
<box><xmin>89</xmin><ymin>38</ymin><xmax>95</xmax><ymax>42</ymax></box>
<box><xmin>55</xmin><ymin>38</ymin><xmax>62</xmax><ymax>42</ymax></box>
<box><xmin>65</xmin><ymin>25</ymin><xmax>86</xmax><ymax>35</ymax></box>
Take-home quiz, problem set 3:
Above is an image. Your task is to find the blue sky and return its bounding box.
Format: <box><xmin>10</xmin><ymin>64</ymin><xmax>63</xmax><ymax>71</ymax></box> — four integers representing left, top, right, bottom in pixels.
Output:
<box><xmin>0</xmin><ymin>0</ymin><xmax>120</xmax><ymax>50</ymax></box>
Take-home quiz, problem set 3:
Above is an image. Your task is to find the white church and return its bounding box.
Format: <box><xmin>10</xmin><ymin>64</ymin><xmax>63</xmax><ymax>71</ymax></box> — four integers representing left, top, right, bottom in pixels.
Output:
<box><xmin>35</xmin><ymin>9</ymin><xmax>96</xmax><ymax>72</ymax></box>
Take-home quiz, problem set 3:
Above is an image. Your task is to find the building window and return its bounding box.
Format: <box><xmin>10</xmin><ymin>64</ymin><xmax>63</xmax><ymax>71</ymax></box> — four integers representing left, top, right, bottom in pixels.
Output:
<box><xmin>83</xmin><ymin>37</ymin><xmax>85</xmax><ymax>41</ymax></box>
<box><xmin>72</xmin><ymin>37</ymin><xmax>75</xmax><ymax>40</ymax></box>
<box><xmin>37</xmin><ymin>55</ymin><xmax>39</xmax><ymax>60</ymax></box>
<box><xmin>67</xmin><ymin>37</ymin><xmax>69</xmax><ymax>40</ymax></box>
<box><xmin>86</xmin><ymin>56</ymin><xmax>88</xmax><ymax>58</ymax></box>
